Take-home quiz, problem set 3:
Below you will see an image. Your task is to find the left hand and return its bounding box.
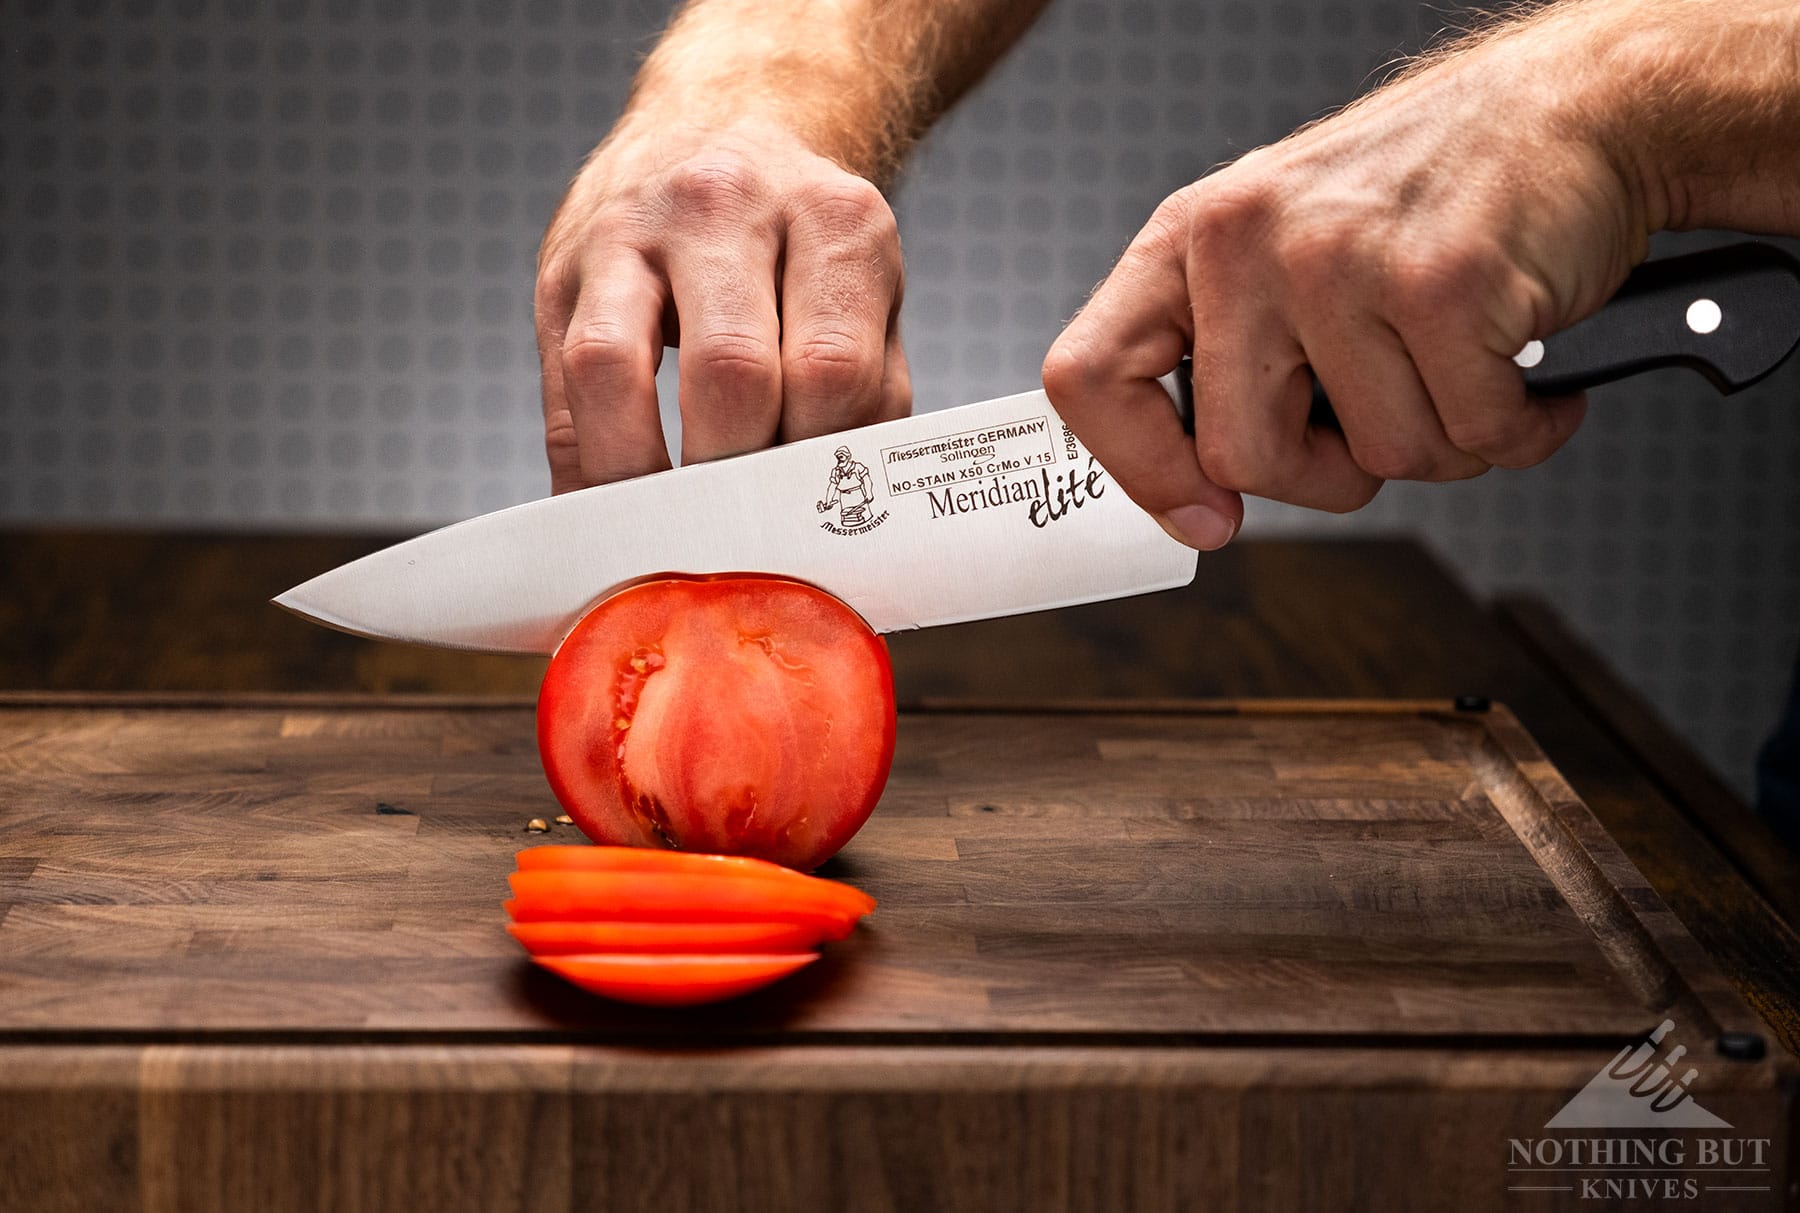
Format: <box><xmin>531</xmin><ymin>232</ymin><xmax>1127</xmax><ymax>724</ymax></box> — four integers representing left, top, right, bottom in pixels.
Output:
<box><xmin>1041</xmin><ymin>8</ymin><xmax>1649</xmax><ymax>549</ymax></box>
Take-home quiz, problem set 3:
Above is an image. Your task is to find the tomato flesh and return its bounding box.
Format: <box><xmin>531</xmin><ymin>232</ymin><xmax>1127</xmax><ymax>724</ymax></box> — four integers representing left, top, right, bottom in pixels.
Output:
<box><xmin>508</xmin><ymin>919</ymin><xmax>825</xmax><ymax>955</ymax></box>
<box><xmin>517</xmin><ymin>845</ymin><xmax>876</xmax><ymax>913</ymax></box>
<box><xmin>534</xmin><ymin>952</ymin><xmax>819</xmax><ymax>1006</ymax></box>
<box><xmin>537</xmin><ymin>575</ymin><xmax>895</xmax><ymax>871</ymax></box>
<box><xmin>506</xmin><ymin>869</ymin><xmax>864</xmax><ymax>936</ymax></box>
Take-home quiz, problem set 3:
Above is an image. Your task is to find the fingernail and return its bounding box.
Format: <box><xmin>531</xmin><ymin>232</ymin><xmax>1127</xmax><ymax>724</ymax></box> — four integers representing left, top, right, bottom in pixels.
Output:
<box><xmin>1157</xmin><ymin>503</ymin><xmax>1237</xmax><ymax>550</ymax></box>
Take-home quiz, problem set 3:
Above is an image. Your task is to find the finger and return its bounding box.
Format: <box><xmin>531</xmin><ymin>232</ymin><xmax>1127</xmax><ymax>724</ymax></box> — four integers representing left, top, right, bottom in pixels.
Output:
<box><xmin>534</xmin><ymin>265</ymin><xmax>584</xmax><ymax>495</ymax></box>
<box><xmin>877</xmin><ymin>320</ymin><xmax>913</xmax><ymax>424</ymax></box>
<box><xmin>1301</xmin><ymin>314</ymin><xmax>1489</xmax><ymax>484</ymax></box>
<box><xmin>665</xmin><ymin>227</ymin><xmax>784</xmax><ymax>465</ymax></box>
<box><xmin>1184</xmin><ymin>274</ymin><xmax>1381</xmax><ymax>515</ymax></box>
<box><xmin>876</xmin><ymin>262</ymin><xmax>911</xmax><ymax>423</ymax></box>
<box><xmin>1399</xmin><ymin>262</ymin><xmax>1589</xmax><ymax>469</ymax></box>
<box><xmin>1042</xmin><ymin>232</ymin><xmax>1245</xmax><ymax>550</ymax></box>
<box><xmin>778</xmin><ymin>180</ymin><xmax>901</xmax><ymax>441</ymax></box>
<box><xmin>558</xmin><ymin>249</ymin><xmax>671</xmax><ymax>487</ymax></box>
<box><xmin>1414</xmin><ymin>338</ymin><xmax>1589</xmax><ymax>469</ymax></box>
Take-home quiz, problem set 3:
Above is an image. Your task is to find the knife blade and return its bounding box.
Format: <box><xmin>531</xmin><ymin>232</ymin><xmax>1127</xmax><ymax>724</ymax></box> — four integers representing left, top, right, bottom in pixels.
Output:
<box><xmin>276</xmin><ymin>385</ymin><xmax>1198</xmax><ymax>653</ymax></box>
<box><xmin>278</xmin><ymin>241</ymin><xmax>1800</xmax><ymax>655</ymax></box>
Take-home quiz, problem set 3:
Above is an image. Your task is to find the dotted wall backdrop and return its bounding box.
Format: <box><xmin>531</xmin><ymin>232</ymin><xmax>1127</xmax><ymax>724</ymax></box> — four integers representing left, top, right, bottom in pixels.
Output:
<box><xmin>4</xmin><ymin>0</ymin><xmax>1798</xmax><ymax>802</ymax></box>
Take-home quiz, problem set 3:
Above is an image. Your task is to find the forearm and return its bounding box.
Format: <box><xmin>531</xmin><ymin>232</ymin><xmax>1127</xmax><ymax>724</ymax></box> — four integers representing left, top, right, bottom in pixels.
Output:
<box><xmin>1598</xmin><ymin>0</ymin><xmax>1800</xmax><ymax>235</ymax></box>
<box><xmin>616</xmin><ymin>0</ymin><xmax>1048</xmax><ymax>187</ymax></box>
<box><xmin>1417</xmin><ymin>0</ymin><xmax>1800</xmax><ymax>238</ymax></box>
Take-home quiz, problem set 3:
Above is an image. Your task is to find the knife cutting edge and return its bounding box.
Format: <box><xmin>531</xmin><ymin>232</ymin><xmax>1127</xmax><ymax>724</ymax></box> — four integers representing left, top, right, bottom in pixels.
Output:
<box><xmin>277</xmin><ymin>241</ymin><xmax>1800</xmax><ymax>655</ymax></box>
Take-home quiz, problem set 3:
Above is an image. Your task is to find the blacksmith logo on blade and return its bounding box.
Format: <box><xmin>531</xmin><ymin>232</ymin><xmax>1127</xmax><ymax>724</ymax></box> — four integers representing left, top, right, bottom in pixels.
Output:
<box><xmin>815</xmin><ymin>445</ymin><xmax>889</xmax><ymax>537</ymax></box>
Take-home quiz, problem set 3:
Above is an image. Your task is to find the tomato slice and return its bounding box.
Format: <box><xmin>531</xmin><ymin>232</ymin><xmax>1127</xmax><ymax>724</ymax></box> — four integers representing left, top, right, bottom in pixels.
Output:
<box><xmin>516</xmin><ymin>846</ymin><xmax>877</xmax><ymax>915</ymax></box>
<box><xmin>536</xmin><ymin>575</ymin><xmax>895</xmax><ymax>872</ymax></box>
<box><xmin>505</xmin><ymin>870</ymin><xmax>865</xmax><ymax>937</ymax></box>
<box><xmin>506</xmin><ymin>919</ymin><xmax>826</xmax><ymax>955</ymax></box>
<box><xmin>534</xmin><ymin>952</ymin><xmax>819</xmax><ymax>1006</ymax></box>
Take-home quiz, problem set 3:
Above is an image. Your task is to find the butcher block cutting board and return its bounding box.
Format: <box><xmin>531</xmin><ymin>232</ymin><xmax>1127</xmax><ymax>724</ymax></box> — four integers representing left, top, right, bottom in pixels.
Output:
<box><xmin>0</xmin><ymin>694</ymin><xmax>1764</xmax><ymax>1044</ymax></box>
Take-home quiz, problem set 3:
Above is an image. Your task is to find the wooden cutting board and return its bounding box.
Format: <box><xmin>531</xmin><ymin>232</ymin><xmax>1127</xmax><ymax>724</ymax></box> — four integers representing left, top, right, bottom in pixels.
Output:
<box><xmin>0</xmin><ymin>694</ymin><xmax>1758</xmax><ymax>1045</ymax></box>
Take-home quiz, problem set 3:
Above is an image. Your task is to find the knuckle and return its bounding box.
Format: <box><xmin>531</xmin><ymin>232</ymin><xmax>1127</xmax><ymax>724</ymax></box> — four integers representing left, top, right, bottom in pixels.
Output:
<box><xmin>562</xmin><ymin>328</ymin><xmax>643</xmax><ymax>380</ymax></box>
<box><xmin>1281</xmin><ymin>224</ymin><xmax>1357</xmax><ymax>296</ymax></box>
<box><xmin>1040</xmin><ymin>339</ymin><xmax>1100</xmax><ymax>405</ymax></box>
<box><xmin>1192</xmin><ymin>430</ymin><xmax>1265</xmax><ymax>496</ymax></box>
<box><xmin>1351</xmin><ymin>437</ymin><xmax>1439</xmax><ymax>483</ymax></box>
<box><xmin>690</xmin><ymin>332</ymin><xmax>780</xmax><ymax>394</ymax></box>
<box><xmin>533</xmin><ymin>260</ymin><xmax>578</xmax><ymax>320</ymax></box>
<box><xmin>1183</xmin><ymin>178</ymin><xmax>1278</xmax><ymax>256</ymax></box>
<box><xmin>1136</xmin><ymin>191</ymin><xmax>1196</xmax><ymax>260</ymax></box>
<box><xmin>543</xmin><ymin>409</ymin><xmax>579</xmax><ymax>455</ymax></box>
<box><xmin>1388</xmin><ymin>246</ymin><xmax>1497</xmax><ymax>327</ymax></box>
<box><xmin>664</xmin><ymin>153</ymin><xmax>765</xmax><ymax>217</ymax></box>
<box><xmin>786</xmin><ymin>332</ymin><xmax>879</xmax><ymax>399</ymax></box>
<box><xmin>1444</xmin><ymin>415</ymin><xmax>1540</xmax><ymax>468</ymax></box>
<box><xmin>795</xmin><ymin>177</ymin><xmax>895</xmax><ymax>240</ymax></box>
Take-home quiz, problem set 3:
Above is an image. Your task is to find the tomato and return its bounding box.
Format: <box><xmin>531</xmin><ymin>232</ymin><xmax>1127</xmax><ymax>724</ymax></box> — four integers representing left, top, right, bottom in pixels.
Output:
<box><xmin>508</xmin><ymin>919</ymin><xmax>826</xmax><ymax>955</ymax></box>
<box><xmin>533</xmin><ymin>952</ymin><xmax>819</xmax><ymax>1006</ymax></box>
<box><xmin>536</xmin><ymin>575</ymin><xmax>895</xmax><ymax>871</ymax></box>
<box><xmin>505</xmin><ymin>869</ymin><xmax>866</xmax><ymax>937</ymax></box>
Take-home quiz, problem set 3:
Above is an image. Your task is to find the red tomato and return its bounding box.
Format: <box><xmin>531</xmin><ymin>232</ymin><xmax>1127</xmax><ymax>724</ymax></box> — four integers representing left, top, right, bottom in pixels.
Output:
<box><xmin>534</xmin><ymin>952</ymin><xmax>819</xmax><ymax>1006</ymax></box>
<box><xmin>537</xmin><ymin>575</ymin><xmax>895</xmax><ymax>871</ymax></box>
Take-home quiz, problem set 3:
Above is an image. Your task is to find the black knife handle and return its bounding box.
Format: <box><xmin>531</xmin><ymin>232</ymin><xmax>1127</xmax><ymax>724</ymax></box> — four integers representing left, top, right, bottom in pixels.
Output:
<box><xmin>1168</xmin><ymin>241</ymin><xmax>1800</xmax><ymax>434</ymax></box>
<box><xmin>1516</xmin><ymin>240</ymin><xmax>1800</xmax><ymax>394</ymax></box>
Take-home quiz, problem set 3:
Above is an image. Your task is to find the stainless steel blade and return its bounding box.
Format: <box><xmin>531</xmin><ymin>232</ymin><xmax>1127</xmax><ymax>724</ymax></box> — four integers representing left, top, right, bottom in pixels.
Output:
<box><xmin>275</xmin><ymin>388</ymin><xmax>1198</xmax><ymax>653</ymax></box>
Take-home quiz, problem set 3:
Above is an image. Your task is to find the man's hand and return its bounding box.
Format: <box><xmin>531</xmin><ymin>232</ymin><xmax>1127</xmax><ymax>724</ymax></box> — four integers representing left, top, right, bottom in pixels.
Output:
<box><xmin>1042</xmin><ymin>0</ymin><xmax>1800</xmax><ymax>550</ymax></box>
<box><xmin>537</xmin><ymin>118</ymin><xmax>907</xmax><ymax>493</ymax></box>
<box><xmin>536</xmin><ymin>0</ymin><xmax>1050</xmax><ymax>494</ymax></box>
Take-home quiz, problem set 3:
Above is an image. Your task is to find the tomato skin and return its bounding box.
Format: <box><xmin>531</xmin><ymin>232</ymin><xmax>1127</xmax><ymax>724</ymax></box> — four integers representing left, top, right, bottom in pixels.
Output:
<box><xmin>536</xmin><ymin>575</ymin><xmax>896</xmax><ymax>871</ymax></box>
<box><xmin>534</xmin><ymin>952</ymin><xmax>819</xmax><ymax>1006</ymax></box>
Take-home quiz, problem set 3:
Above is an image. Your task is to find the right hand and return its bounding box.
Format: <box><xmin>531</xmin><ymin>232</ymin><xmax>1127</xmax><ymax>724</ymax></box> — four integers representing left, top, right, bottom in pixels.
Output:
<box><xmin>535</xmin><ymin>118</ymin><xmax>912</xmax><ymax>494</ymax></box>
<box><xmin>1042</xmin><ymin>10</ymin><xmax>1643</xmax><ymax>546</ymax></box>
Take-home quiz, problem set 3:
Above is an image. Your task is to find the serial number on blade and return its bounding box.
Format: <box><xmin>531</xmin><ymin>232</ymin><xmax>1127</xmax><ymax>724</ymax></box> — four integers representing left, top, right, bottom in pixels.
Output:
<box><xmin>880</xmin><ymin>416</ymin><xmax>1060</xmax><ymax>496</ymax></box>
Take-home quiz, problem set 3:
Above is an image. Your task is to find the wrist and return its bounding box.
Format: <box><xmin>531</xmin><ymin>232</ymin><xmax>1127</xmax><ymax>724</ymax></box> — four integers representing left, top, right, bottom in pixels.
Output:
<box><xmin>1567</xmin><ymin>0</ymin><xmax>1800</xmax><ymax>234</ymax></box>
<box><xmin>619</xmin><ymin>23</ymin><xmax>913</xmax><ymax>185</ymax></box>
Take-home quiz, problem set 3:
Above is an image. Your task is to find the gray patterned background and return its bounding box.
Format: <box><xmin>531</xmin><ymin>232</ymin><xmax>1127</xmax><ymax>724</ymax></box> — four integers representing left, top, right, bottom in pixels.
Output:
<box><xmin>3</xmin><ymin>0</ymin><xmax>1797</xmax><ymax>801</ymax></box>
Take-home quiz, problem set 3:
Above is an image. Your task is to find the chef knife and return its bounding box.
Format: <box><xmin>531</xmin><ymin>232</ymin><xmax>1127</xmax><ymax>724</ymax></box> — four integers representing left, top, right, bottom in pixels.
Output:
<box><xmin>277</xmin><ymin>241</ymin><xmax>1800</xmax><ymax>654</ymax></box>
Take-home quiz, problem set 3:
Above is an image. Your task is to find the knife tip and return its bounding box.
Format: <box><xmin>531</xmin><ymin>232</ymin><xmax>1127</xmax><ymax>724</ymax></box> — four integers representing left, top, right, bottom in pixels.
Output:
<box><xmin>270</xmin><ymin>588</ymin><xmax>306</xmax><ymax>615</ymax></box>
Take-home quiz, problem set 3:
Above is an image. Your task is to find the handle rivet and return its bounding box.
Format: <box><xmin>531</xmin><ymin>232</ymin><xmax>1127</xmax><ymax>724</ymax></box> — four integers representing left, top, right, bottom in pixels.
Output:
<box><xmin>1686</xmin><ymin>297</ymin><xmax>1722</xmax><ymax>335</ymax></box>
<box><xmin>1513</xmin><ymin>340</ymin><xmax>1545</xmax><ymax>369</ymax></box>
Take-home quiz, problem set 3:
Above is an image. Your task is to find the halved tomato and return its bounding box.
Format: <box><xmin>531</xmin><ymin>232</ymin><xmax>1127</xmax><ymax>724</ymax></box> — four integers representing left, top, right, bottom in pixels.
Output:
<box><xmin>536</xmin><ymin>575</ymin><xmax>896</xmax><ymax>871</ymax></box>
<box><xmin>507</xmin><ymin>919</ymin><xmax>827</xmax><ymax>955</ymax></box>
<box><xmin>533</xmin><ymin>952</ymin><xmax>819</xmax><ymax>1006</ymax></box>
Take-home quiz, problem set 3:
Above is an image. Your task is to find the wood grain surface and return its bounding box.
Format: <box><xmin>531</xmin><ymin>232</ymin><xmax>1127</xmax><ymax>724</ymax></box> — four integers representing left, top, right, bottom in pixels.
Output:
<box><xmin>1</xmin><ymin>1044</ymin><xmax>1790</xmax><ymax>1213</ymax></box>
<box><xmin>2</xmin><ymin>697</ymin><xmax>1793</xmax><ymax>1213</ymax></box>
<box><xmin>0</xmin><ymin>697</ymin><xmax>1761</xmax><ymax>1044</ymax></box>
<box><xmin>4</xmin><ymin>533</ymin><xmax>1797</xmax><ymax>1211</ymax></box>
